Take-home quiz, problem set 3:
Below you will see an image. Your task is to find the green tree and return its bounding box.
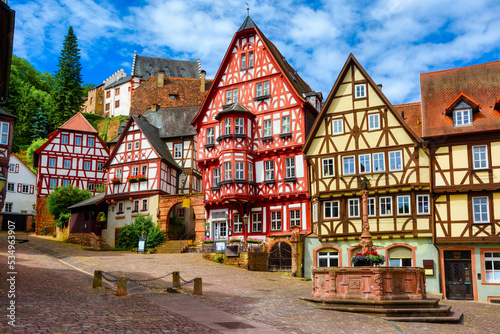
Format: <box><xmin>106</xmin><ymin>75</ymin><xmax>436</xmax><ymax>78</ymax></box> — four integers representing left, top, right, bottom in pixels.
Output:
<box><xmin>47</xmin><ymin>185</ymin><xmax>92</xmax><ymax>228</ymax></box>
<box><xmin>115</xmin><ymin>214</ymin><xmax>166</xmax><ymax>250</ymax></box>
<box><xmin>26</xmin><ymin>137</ymin><xmax>48</xmax><ymax>171</ymax></box>
<box><xmin>31</xmin><ymin>108</ymin><xmax>48</xmax><ymax>140</ymax></box>
<box><xmin>51</xmin><ymin>26</ymin><xmax>84</xmax><ymax>129</ymax></box>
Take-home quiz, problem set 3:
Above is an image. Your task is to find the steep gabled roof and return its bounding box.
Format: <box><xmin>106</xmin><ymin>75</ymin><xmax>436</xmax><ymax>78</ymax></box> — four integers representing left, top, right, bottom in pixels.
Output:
<box><xmin>445</xmin><ymin>93</ymin><xmax>480</xmax><ymax>115</ymax></box>
<box><xmin>420</xmin><ymin>60</ymin><xmax>500</xmax><ymax>138</ymax></box>
<box><xmin>132</xmin><ymin>53</ymin><xmax>200</xmax><ymax>80</ymax></box>
<box><xmin>393</xmin><ymin>102</ymin><xmax>423</xmax><ymax>138</ymax></box>
<box><xmin>303</xmin><ymin>54</ymin><xmax>422</xmax><ymax>153</ymax></box>
<box><xmin>106</xmin><ymin>116</ymin><xmax>180</xmax><ymax>170</ymax></box>
<box><xmin>10</xmin><ymin>153</ymin><xmax>36</xmax><ymax>176</ymax></box>
<box><xmin>59</xmin><ymin>112</ymin><xmax>98</xmax><ymax>133</ymax></box>
<box><xmin>143</xmin><ymin>106</ymin><xmax>200</xmax><ymax>138</ymax></box>
<box><xmin>104</xmin><ymin>75</ymin><xmax>132</xmax><ymax>89</ymax></box>
<box><xmin>192</xmin><ymin>16</ymin><xmax>316</xmax><ymax>126</ymax></box>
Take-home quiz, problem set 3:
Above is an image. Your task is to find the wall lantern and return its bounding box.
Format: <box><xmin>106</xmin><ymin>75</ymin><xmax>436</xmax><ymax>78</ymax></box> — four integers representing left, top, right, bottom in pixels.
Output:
<box><xmin>243</xmin><ymin>214</ymin><xmax>249</xmax><ymax>226</ymax></box>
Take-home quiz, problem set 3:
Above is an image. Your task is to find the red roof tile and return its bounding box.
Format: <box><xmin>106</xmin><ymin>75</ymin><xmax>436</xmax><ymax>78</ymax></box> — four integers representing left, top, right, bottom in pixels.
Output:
<box><xmin>393</xmin><ymin>102</ymin><xmax>422</xmax><ymax>137</ymax></box>
<box><xmin>59</xmin><ymin>112</ymin><xmax>97</xmax><ymax>133</ymax></box>
<box><xmin>420</xmin><ymin>60</ymin><xmax>500</xmax><ymax>138</ymax></box>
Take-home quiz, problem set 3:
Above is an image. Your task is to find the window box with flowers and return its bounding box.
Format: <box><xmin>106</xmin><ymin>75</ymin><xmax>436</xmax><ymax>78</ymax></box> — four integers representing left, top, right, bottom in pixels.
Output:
<box><xmin>127</xmin><ymin>174</ymin><xmax>147</xmax><ymax>183</ymax></box>
<box><xmin>201</xmin><ymin>237</ymin><xmax>214</xmax><ymax>244</ymax></box>
<box><xmin>351</xmin><ymin>250</ymin><xmax>386</xmax><ymax>266</ymax></box>
<box><xmin>229</xmin><ymin>237</ymin><xmax>242</xmax><ymax>244</ymax></box>
<box><xmin>245</xmin><ymin>238</ymin><xmax>264</xmax><ymax>244</ymax></box>
<box><xmin>111</xmin><ymin>177</ymin><xmax>122</xmax><ymax>185</ymax></box>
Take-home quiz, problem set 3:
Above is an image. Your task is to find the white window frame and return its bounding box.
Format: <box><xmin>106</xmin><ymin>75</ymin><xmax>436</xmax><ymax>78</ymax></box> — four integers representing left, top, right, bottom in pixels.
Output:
<box><xmin>132</xmin><ymin>166</ymin><xmax>139</xmax><ymax>177</ymax></box>
<box><xmin>50</xmin><ymin>179</ymin><xmax>57</xmax><ymax>189</ymax></box>
<box><xmin>116</xmin><ymin>169</ymin><xmax>122</xmax><ymax>180</ymax></box>
<box><xmin>88</xmin><ymin>138</ymin><xmax>95</xmax><ymax>147</ymax></box>
<box><xmin>380</xmin><ymin>196</ymin><xmax>393</xmax><ymax>216</ymax></box>
<box><xmin>256</xmin><ymin>81</ymin><xmax>270</xmax><ymax>97</ymax></box>
<box><xmin>225</xmin><ymin>90</ymin><xmax>232</xmax><ymax>104</ymax></box>
<box><xmin>453</xmin><ymin>108</ymin><xmax>472</xmax><ymax>127</ymax></box>
<box><xmin>97</xmin><ymin>162</ymin><xmax>104</xmax><ymax>172</ymax></box>
<box><xmin>332</xmin><ymin>118</ymin><xmax>343</xmax><ymax>135</ymax></box>
<box><xmin>265</xmin><ymin>160</ymin><xmax>274</xmax><ymax>181</ymax></box>
<box><xmin>359</xmin><ymin>154</ymin><xmax>371</xmax><ymax>173</ymax></box>
<box><xmin>473</xmin><ymin>196</ymin><xmax>489</xmax><ymax>223</ymax></box>
<box><xmin>472</xmin><ymin>145</ymin><xmax>488</xmax><ymax>170</ymax></box>
<box><xmin>263</xmin><ymin>120</ymin><xmax>272</xmax><ymax>137</ymax></box>
<box><xmin>290</xmin><ymin>209</ymin><xmax>300</xmax><ymax>227</ymax></box>
<box><xmin>64</xmin><ymin>159</ymin><xmax>71</xmax><ymax>169</ymax></box>
<box><xmin>389</xmin><ymin>150</ymin><xmax>403</xmax><ymax>171</ymax></box>
<box><xmin>21</xmin><ymin>184</ymin><xmax>30</xmax><ymax>193</ymax></box>
<box><xmin>322</xmin><ymin>158</ymin><xmax>335</xmax><ymax>177</ymax></box>
<box><xmin>49</xmin><ymin>158</ymin><xmax>56</xmax><ymax>168</ymax></box>
<box><xmin>174</xmin><ymin>143</ymin><xmax>182</xmax><ymax>159</ymax></box>
<box><xmin>127</xmin><ymin>142</ymin><xmax>132</xmax><ymax>151</ymax></box>
<box><xmin>367</xmin><ymin>197</ymin><xmax>376</xmax><ymax>216</ymax></box>
<box><xmin>317</xmin><ymin>250</ymin><xmax>339</xmax><ymax>268</ymax></box>
<box><xmin>9</xmin><ymin>164</ymin><xmax>15</xmax><ymax>172</ymax></box>
<box><xmin>373</xmin><ymin>152</ymin><xmax>385</xmax><ymax>172</ymax></box>
<box><xmin>282</xmin><ymin>116</ymin><xmax>290</xmax><ymax>134</ymax></box>
<box><xmin>368</xmin><ymin>113</ymin><xmax>380</xmax><ymax>130</ymax></box>
<box><xmin>207</xmin><ymin>127</ymin><xmax>214</xmax><ymax>145</ymax></box>
<box><xmin>343</xmin><ymin>156</ymin><xmax>355</xmax><ymax>175</ymax></box>
<box><xmin>484</xmin><ymin>252</ymin><xmax>500</xmax><ymax>283</ymax></box>
<box><xmin>141</xmin><ymin>165</ymin><xmax>147</xmax><ymax>175</ymax></box>
<box><xmin>397</xmin><ymin>195</ymin><xmax>411</xmax><ymax>215</ymax></box>
<box><xmin>240</xmin><ymin>52</ymin><xmax>246</xmax><ymax>69</ymax></box>
<box><xmin>232</xmin><ymin>88</ymin><xmax>238</xmax><ymax>103</ymax></box>
<box><xmin>213</xmin><ymin>168</ymin><xmax>220</xmax><ymax>186</ymax></box>
<box><xmin>248</xmin><ymin>51</ymin><xmax>254</xmax><ymax>67</ymax></box>
<box><xmin>348</xmin><ymin>198</ymin><xmax>360</xmax><ymax>217</ymax></box>
<box><xmin>417</xmin><ymin>195</ymin><xmax>430</xmax><ymax>215</ymax></box>
<box><xmin>141</xmin><ymin>199</ymin><xmax>148</xmax><ymax>212</ymax></box>
<box><xmin>224</xmin><ymin>162</ymin><xmax>232</xmax><ymax>181</ymax></box>
<box><xmin>355</xmin><ymin>84</ymin><xmax>366</xmax><ymax>99</ymax></box>
<box><xmin>235</xmin><ymin>118</ymin><xmax>244</xmax><ymax>134</ymax></box>
<box><xmin>247</xmin><ymin>162</ymin><xmax>253</xmax><ymax>182</ymax></box>
<box><xmin>61</xmin><ymin>135</ymin><xmax>68</xmax><ymax>144</ymax></box>
<box><xmin>252</xmin><ymin>213</ymin><xmax>262</xmax><ymax>232</ymax></box>
<box><xmin>271</xmin><ymin>211</ymin><xmax>282</xmax><ymax>231</ymax></box>
<box><xmin>135</xmin><ymin>141</ymin><xmax>140</xmax><ymax>150</ymax></box>
<box><xmin>74</xmin><ymin>136</ymin><xmax>81</xmax><ymax>146</ymax></box>
<box><xmin>84</xmin><ymin>161</ymin><xmax>91</xmax><ymax>171</ymax></box>
<box><xmin>285</xmin><ymin>157</ymin><xmax>295</xmax><ymax>179</ymax></box>
<box><xmin>0</xmin><ymin>122</ymin><xmax>9</xmax><ymax>145</ymax></box>
<box><xmin>117</xmin><ymin>202</ymin><xmax>124</xmax><ymax>214</ymax></box>
<box><xmin>224</xmin><ymin>118</ymin><xmax>231</xmax><ymax>135</ymax></box>
<box><xmin>235</xmin><ymin>161</ymin><xmax>244</xmax><ymax>180</ymax></box>
<box><xmin>88</xmin><ymin>183</ymin><xmax>95</xmax><ymax>191</ymax></box>
<box><xmin>324</xmin><ymin>201</ymin><xmax>339</xmax><ymax>219</ymax></box>
<box><xmin>233</xmin><ymin>215</ymin><xmax>242</xmax><ymax>233</ymax></box>
<box><xmin>133</xmin><ymin>200</ymin><xmax>140</xmax><ymax>212</ymax></box>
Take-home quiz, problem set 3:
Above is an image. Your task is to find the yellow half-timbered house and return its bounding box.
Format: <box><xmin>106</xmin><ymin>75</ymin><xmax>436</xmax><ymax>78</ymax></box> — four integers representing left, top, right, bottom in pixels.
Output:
<box><xmin>411</xmin><ymin>61</ymin><xmax>500</xmax><ymax>302</ymax></box>
<box><xmin>302</xmin><ymin>54</ymin><xmax>440</xmax><ymax>293</ymax></box>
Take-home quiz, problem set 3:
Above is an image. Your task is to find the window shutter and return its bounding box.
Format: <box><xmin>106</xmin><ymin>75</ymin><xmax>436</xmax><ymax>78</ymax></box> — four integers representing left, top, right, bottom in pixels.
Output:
<box><xmin>15</xmin><ymin>164</ymin><xmax>19</xmax><ymax>173</ymax></box>
<box><xmin>17</xmin><ymin>183</ymin><xmax>21</xmax><ymax>193</ymax></box>
<box><xmin>30</xmin><ymin>185</ymin><xmax>34</xmax><ymax>194</ymax></box>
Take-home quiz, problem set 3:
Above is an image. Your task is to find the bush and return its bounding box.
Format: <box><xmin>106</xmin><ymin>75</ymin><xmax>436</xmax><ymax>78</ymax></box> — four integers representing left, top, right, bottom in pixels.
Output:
<box><xmin>115</xmin><ymin>214</ymin><xmax>166</xmax><ymax>250</ymax></box>
<box><xmin>47</xmin><ymin>185</ymin><xmax>92</xmax><ymax>228</ymax></box>
<box><xmin>214</xmin><ymin>254</ymin><xmax>225</xmax><ymax>263</ymax></box>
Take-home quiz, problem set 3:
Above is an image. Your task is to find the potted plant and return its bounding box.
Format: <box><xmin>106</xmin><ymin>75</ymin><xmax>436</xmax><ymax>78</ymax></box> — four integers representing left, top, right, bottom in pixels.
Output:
<box><xmin>111</xmin><ymin>177</ymin><xmax>121</xmax><ymax>185</ymax></box>
<box><xmin>350</xmin><ymin>250</ymin><xmax>386</xmax><ymax>266</ymax></box>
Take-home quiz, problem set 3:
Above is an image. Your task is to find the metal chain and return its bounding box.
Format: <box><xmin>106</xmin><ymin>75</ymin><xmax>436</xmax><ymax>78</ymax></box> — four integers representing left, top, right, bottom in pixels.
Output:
<box><xmin>101</xmin><ymin>272</ymin><xmax>119</xmax><ymax>283</ymax></box>
<box><xmin>101</xmin><ymin>271</ymin><xmax>195</xmax><ymax>290</ymax></box>
<box><xmin>128</xmin><ymin>272</ymin><xmax>173</xmax><ymax>283</ymax></box>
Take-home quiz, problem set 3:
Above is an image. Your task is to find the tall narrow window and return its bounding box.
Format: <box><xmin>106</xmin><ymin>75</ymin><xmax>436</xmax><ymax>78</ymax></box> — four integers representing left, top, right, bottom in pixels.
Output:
<box><xmin>397</xmin><ymin>195</ymin><xmax>411</xmax><ymax>215</ymax></box>
<box><xmin>484</xmin><ymin>252</ymin><xmax>500</xmax><ymax>282</ymax></box>
<box><xmin>132</xmin><ymin>166</ymin><xmax>139</xmax><ymax>176</ymax></box>
<box><xmin>368</xmin><ymin>113</ymin><xmax>380</xmax><ymax>130</ymax></box>
<box><xmin>355</xmin><ymin>84</ymin><xmax>366</xmax><ymax>98</ymax></box>
<box><xmin>263</xmin><ymin>120</ymin><xmax>272</xmax><ymax>137</ymax></box>
<box><xmin>417</xmin><ymin>195</ymin><xmax>430</xmax><ymax>214</ymax></box>
<box><xmin>235</xmin><ymin>162</ymin><xmax>244</xmax><ymax>180</ymax></box>
<box><xmin>235</xmin><ymin>118</ymin><xmax>244</xmax><ymax>134</ymax></box>
<box><xmin>61</xmin><ymin>135</ymin><xmax>68</xmax><ymax>144</ymax></box>
<box><xmin>473</xmin><ymin>145</ymin><xmax>488</xmax><ymax>169</ymax></box>
<box><xmin>240</xmin><ymin>53</ymin><xmax>246</xmax><ymax>69</ymax></box>
<box><xmin>64</xmin><ymin>159</ymin><xmax>71</xmax><ymax>169</ymax></box>
<box><xmin>271</xmin><ymin>211</ymin><xmax>282</xmax><ymax>231</ymax></box>
<box><xmin>117</xmin><ymin>202</ymin><xmax>124</xmax><ymax>214</ymax></box>
<box><xmin>141</xmin><ymin>165</ymin><xmax>147</xmax><ymax>175</ymax></box>
<box><xmin>226</xmin><ymin>90</ymin><xmax>232</xmax><ymax>104</ymax></box>
<box><xmin>224</xmin><ymin>162</ymin><xmax>232</xmax><ymax>180</ymax></box>
<box><xmin>0</xmin><ymin>122</ymin><xmax>8</xmax><ymax>145</ymax></box>
<box><xmin>282</xmin><ymin>116</ymin><xmax>290</xmax><ymax>134</ymax></box>
<box><xmin>133</xmin><ymin>200</ymin><xmax>139</xmax><ymax>212</ymax></box>
<box><xmin>252</xmin><ymin>213</ymin><xmax>262</xmax><ymax>232</ymax></box>
<box><xmin>380</xmin><ymin>197</ymin><xmax>392</xmax><ymax>216</ymax></box>
<box><xmin>359</xmin><ymin>154</ymin><xmax>371</xmax><ymax>173</ymax></box>
<box><xmin>75</xmin><ymin>137</ymin><xmax>81</xmax><ymax>146</ymax></box>
<box><xmin>84</xmin><ymin>161</ymin><xmax>91</xmax><ymax>170</ymax></box>
<box><xmin>367</xmin><ymin>198</ymin><xmax>376</xmax><ymax>216</ymax></box>
<box><xmin>343</xmin><ymin>156</ymin><xmax>355</xmax><ymax>175</ymax></box>
<box><xmin>88</xmin><ymin>138</ymin><xmax>95</xmax><ymax>147</ymax></box>
<box><xmin>135</xmin><ymin>141</ymin><xmax>140</xmax><ymax>150</ymax></box>
<box><xmin>50</xmin><ymin>179</ymin><xmax>57</xmax><ymax>189</ymax></box>
<box><xmin>322</xmin><ymin>158</ymin><xmax>335</xmax><ymax>177</ymax></box>
<box><xmin>233</xmin><ymin>215</ymin><xmax>242</xmax><ymax>233</ymax></box>
<box><xmin>332</xmin><ymin>119</ymin><xmax>343</xmax><ymax>135</ymax></box>
<box><xmin>142</xmin><ymin>199</ymin><xmax>148</xmax><ymax>212</ymax></box>
<box><xmin>290</xmin><ymin>210</ymin><xmax>300</xmax><ymax>227</ymax></box>
<box><xmin>213</xmin><ymin>168</ymin><xmax>220</xmax><ymax>186</ymax></box>
<box><xmin>389</xmin><ymin>151</ymin><xmax>402</xmax><ymax>171</ymax></box>
<box><xmin>207</xmin><ymin>127</ymin><xmax>214</xmax><ymax>145</ymax></box>
<box><xmin>224</xmin><ymin>118</ymin><xmax>231</xmax><ymax>135</ymax></box>
<box><xmin>116</xmin><ymin>169</ymin><xmax>122</xmax><ymax>180</ymax></box>
<box><xmin>248</xmin><ymin>51</ymin><xmax>254</xmax><ymax>67</ymax></box>
<box><xmin>49</xmin><ymin>158</ymin><xmax>56</xmax><ymax>168</ymax></box>
<box><xmin>373</xmin><ymin>152</ymin><xmax>385</xmax><ymax>172</ymax></box>
<box><xmin>265</xmin><ymin>160</ymin><xmax>274</xmax><ymax>181</ymax></box>
<box><xmin>348</xmin><ymin>198</ymin><xmax>360</xmax><ymax>217</ymax></box>
<box><xmin>174</xmin><ymin>143</ymin><xmax>182</xmax><ymax>158</ymax></box>
<box><xmin>232</xmin><ymin>88</ymin><xmax>238</xmax><ymax>103</ymax></box>
<box><xmin>473</xmin><ymin>197</ymin><xmax>489</xmax><ymax>223</ymax></box>
<box><xmin>247</xmin><ymin>162</ymin><xmax>253</xmax><ymax>182</ymax></box>
<box><xmin>115</xmin><ymin>87</ymin><xmax>120</xmax><ymax>95</ymax></box>
<box><xmin>285</xmin><ymin>157</ymin><xmax>295</xmax><ymax>179</ymax></box>
<box><xmin>88</xmin><ymin>183</ymin><xmax>95</xmax><ymax>191</ymax></box>
<box><xmin>97</xmin><ymin>162</ymin><xmax>104</xmax><ymax>172</ymax></box>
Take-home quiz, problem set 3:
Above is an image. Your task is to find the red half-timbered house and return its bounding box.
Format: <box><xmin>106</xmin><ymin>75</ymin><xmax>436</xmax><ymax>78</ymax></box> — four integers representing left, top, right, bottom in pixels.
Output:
<box><xmin>192</xmin><ymin>16</ymin><xmax>321</xmax><ymax>272</ymax></box>
<box><xmin>34</xmin><ymin>112</ymin><xmax>109</xmax><ymax>234</ymax></box>
<box><xmin>102</xmin><ymin>115</ymin><xmax>181</xmax><ymax>246</ymax></box>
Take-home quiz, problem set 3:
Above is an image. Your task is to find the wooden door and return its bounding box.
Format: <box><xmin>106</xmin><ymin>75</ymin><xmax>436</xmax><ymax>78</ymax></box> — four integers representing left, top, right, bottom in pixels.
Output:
<box><xmin>445</xmin><ymin>260</ymin><xmax>473</xmax><ymax>299</ymax></box>
<box><xmin>267</xmin><ymin>242</ymin><xmax>292</xmax><ymax>272</ymax></box>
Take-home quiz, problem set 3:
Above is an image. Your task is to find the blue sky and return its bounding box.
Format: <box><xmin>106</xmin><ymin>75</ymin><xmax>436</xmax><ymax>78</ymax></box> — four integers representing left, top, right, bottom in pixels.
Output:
<box><xmin>10</xmin><ymin>0</ymin><xmax>500</xmax><ymax>104</ymax></box>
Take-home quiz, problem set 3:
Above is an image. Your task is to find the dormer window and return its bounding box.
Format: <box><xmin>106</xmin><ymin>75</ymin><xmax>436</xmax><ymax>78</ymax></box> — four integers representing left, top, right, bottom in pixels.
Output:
<box><xmin>453</xmin><ymin>108</ymin><xmax>472</xmax><ymax>127</ymax></box>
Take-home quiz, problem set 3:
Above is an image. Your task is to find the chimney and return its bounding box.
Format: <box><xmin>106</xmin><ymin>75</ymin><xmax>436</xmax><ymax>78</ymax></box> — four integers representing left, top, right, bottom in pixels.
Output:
<box><xmin>151</xmin><ymin>104</ymin><xmax>158</xmax><ymax>112</ymax></box>
<box><xmin>200</xmin><ymin>70</ymin><xmax>206</xmax><ymax>92</ymax></box>
<box><xmin>157</xmin><ymin>70</ymin><xmax>165</xmax><ymax>87</ymax></box>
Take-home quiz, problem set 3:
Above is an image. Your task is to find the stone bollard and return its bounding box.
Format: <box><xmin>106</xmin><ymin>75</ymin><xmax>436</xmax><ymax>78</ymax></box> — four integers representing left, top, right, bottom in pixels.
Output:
<box><xmin>117</xmin><ymin>276</ymin><xmax>127</xmax><ymax>296</ymax></box>
<box><xmin>172</xmin><ymin>271</ymin><xmax>180</xmax><ymax>289</ymax></box>
<box><xmin>93</xmin><ymin>270</ymin><xmax>102</xmax><ymax>288</ymax></box>
<box><xmin>193</xmin><ymin>277</ymin><xmax>202</xmax><ymax>295</ymax></box>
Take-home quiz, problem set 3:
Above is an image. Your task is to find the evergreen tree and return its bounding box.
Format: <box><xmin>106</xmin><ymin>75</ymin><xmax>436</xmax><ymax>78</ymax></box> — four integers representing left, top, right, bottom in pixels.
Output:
<box><xmin>31</xmin><ymin>108</ymin><xmax>48</xmax><ymax>140</ymax></box>
<box><xmin>51</xmin><ymin>26</ymin><xmax>84</xmax><ymax>128</ymax></box>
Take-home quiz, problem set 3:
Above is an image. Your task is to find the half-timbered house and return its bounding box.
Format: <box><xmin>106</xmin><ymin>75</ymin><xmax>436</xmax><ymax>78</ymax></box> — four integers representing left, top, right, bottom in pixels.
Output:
<box><xmin>102</xmin><ymin>115</ymin><xmax>181</xmax><ymax>246</ymax></box>
<box><xmin>414</xmin><ymin>61</ymin><xmax>500</xmax><ymax>302</ymax></box>
<box><xmin>34</xmin><ymin>112</ymin><xmax>109</xmax><ymax>234</ymax></box>
<box><xmin>192</xmin><ymin>16</ymin><xmax>321</xmax><ymax>273</ymax></box>
<box><xmin>302</xmin><ymin>54</ymin><xmax>439</xmax><ymax>291</ymax></box>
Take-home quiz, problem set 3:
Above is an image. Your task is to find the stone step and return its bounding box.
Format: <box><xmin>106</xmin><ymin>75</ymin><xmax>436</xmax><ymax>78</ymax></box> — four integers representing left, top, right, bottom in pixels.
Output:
<box><xmin>382</xmin><ymin>311</ymin><xmax>463</xmax><ymax>323</ymax></box>
<box><xmin>316</xmin><ymin>304</ymin><xmax>452</xmax><ymax>317</ymax></box>
<box><xmin>301</xmin><ymin>297</ymin><xmax>440</xmax><ymax>309</ymax></box>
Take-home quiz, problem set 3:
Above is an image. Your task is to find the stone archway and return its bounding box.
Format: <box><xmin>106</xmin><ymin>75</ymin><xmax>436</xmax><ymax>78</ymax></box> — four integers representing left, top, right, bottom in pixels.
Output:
<box><xmin>158</xmin><ymin>194</ymin><xmax>205</xmax><ymax>240</ymax></box>
<box><xmin>267</xmin><ymin>240</ymin><xmax>292</xmax><ymax>272</ymax></box>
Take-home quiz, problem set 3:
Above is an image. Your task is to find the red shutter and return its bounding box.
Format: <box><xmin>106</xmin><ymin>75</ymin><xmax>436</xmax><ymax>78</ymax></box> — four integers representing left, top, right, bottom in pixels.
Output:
<box><xmin>17</xmin><ymin>183</ymin><xmax>21</xmax><ymax>193</ymax></box>
<box><xmin>15</xmin><ymin>164</ymin><xmax>19</xmax><ymax>173</ymax></box>
<box><xmin>30</xmin><ymin>185</ymin><xmax>34</xmax><ymax>194</ymax></box>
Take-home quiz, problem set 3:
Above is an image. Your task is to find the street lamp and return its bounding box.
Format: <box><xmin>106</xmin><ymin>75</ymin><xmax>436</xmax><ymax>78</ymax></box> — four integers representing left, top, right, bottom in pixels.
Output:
<box><xmin>243</xmin><ymin>214</ymin><xmax>249</xmax><ymax>241</ymax></box>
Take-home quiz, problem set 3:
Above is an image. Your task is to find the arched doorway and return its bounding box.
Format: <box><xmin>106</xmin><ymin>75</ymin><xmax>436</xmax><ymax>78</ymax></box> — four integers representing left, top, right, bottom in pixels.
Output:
<box><xmin>268</xmin><ymin>241</ymin><xmax>292</xmax><ymax>271</ymax></box>
<box><xmin>167</xmin><ymin>202</ymin><xmax>195</xmax><ymax>240</ymax></box>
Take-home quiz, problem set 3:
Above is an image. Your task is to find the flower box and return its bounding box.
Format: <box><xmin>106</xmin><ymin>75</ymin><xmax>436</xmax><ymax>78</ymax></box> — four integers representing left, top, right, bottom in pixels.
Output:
<box><xmin>111</xmin><ymin>178</ymin><xmax>121</xmax><ymax>185</ymax></box>
<box><xmin>351</xmin><ymin>250</ymin><xmax>385</xmax><ymax>266</ymax></box>
<box><xmin>201</xmin><ymin>237</ymin><xmax>214</xmax><ymax>244</ymax></box>
<box><xmin>245</xmin><ymin>238</ymin><xmax>263</xmax><ymax>244</ymax></box>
